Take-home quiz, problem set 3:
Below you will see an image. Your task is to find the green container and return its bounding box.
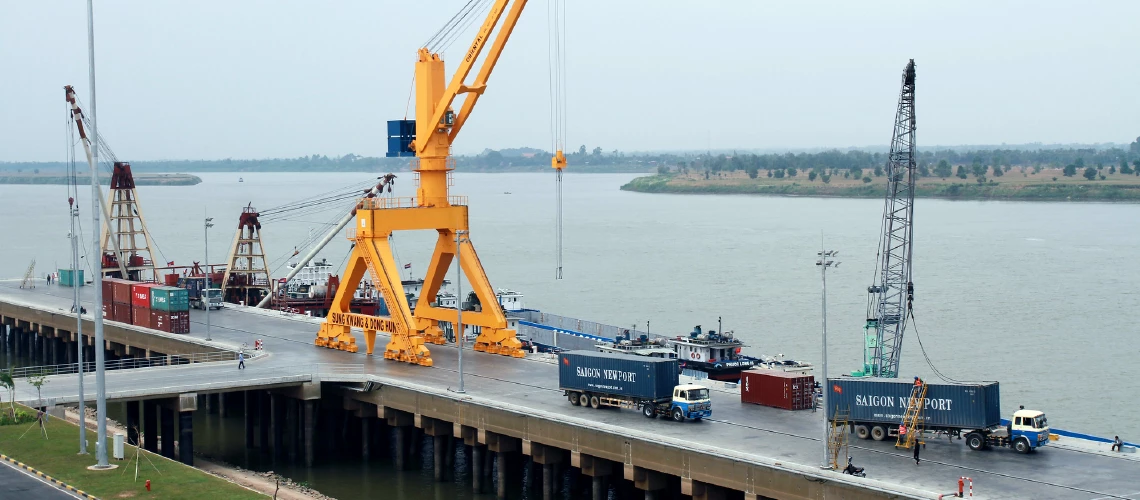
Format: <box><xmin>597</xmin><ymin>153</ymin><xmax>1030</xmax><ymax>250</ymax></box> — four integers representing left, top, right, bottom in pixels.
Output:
<box><xmin>150</xmin><ymin>286</ymin><xmax>189</xmax><ymax>312</ymax></box>
<box><xmin>58</xmin><ymin>269</ymin><xmax>84</xmax><ymax>287</ymax></box>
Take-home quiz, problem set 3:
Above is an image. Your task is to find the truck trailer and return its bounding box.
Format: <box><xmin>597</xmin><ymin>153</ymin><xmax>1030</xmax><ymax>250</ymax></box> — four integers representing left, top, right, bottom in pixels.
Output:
<box><xmin>559</xmin><ymin>351</ymin><xmax>711</xmax><ymax>422</ymax></box>
<box><xmin>827</xmin><ymin>378</ymin><xmax>1050</xmax><ymax>454</ymax></box>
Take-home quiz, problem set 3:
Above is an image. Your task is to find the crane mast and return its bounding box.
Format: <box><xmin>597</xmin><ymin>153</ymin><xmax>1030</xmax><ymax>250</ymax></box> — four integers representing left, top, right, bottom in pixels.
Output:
<box><xmin>856</xmin><ymin>60</ymin><xmax>917</xmax><ymax>379</ymax></box>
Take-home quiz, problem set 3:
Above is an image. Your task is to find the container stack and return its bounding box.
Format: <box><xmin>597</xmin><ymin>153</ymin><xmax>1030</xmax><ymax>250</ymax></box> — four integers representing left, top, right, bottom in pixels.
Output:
<box><xmin>130</xmin><ymin>283</ymin><xmax>160</xmax><ymax>329</ymax></box>
<box><xmin>740</xmin><ymin>369</ymin><xmax>816</xmax><ymax>410</ymax></box>
<box><xmin>150</xmin><ymin>286</ymin><xmax>190</xmax><ymax>334</ymax></box>
<box><xmin>102</xmin><ymin>277</ymin><xmax>135</xmax><ymax>323</ymax></box>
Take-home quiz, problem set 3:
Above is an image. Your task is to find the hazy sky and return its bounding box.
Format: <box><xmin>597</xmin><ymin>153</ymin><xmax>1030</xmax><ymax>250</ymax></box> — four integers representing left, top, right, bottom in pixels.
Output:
<box><xmin>2</xmin><ymin>1</ymin><xmax>1137</xmax><ymax>161</ymax></box>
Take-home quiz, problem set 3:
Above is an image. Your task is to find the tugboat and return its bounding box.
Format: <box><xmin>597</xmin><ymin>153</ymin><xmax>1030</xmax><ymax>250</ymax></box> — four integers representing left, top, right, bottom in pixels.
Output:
<box><xmin>668</xmin><ymin>325</ymin><xmax>758</xmax><ymax>382</ymax></box>
<box><xmin>595</xmin><ymin>330</ymin><xmax>677</xmax><ymax>359</ymax></box>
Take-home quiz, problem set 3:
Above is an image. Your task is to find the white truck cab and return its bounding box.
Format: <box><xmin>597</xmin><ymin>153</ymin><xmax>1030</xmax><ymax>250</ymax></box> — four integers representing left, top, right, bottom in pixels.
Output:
<box><xmin>1010</xmin><ymin>409</ymin><xmax>1050</xmax><ymax>451</ymax></box>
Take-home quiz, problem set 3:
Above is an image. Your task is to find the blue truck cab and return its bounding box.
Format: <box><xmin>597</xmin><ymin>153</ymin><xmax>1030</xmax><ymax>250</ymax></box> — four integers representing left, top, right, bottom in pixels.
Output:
<box><xmin>1010</xmin><ymin>409</ymin><xmax>1051</xmax><ymax>451</ymax></box>
<box><xmin>668</xmin><ymin>384</ymin><xmax>713</xmax><ymax>421</ymax></box>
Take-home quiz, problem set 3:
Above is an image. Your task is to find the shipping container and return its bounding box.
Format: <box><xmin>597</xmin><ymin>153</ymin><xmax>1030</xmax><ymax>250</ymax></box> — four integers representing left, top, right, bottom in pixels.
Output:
<box><xmin>132</xmin><ymin>305</ymin><xmax>153</xmax><ymax>329</ymax></box>
<box><xmin>150</xmin><ymin>286</ymin><xmax>189</xmax><ymax>312</ymax></box>
<box><xmin>163</xmin><ymin>274</ymin><xmax>180</xmax><ymax>286</ymax></box>
<box><xmin>171</xmin><ymin>311</ymin><xmax>190</xmax><ymax>334</ymax></box>
<box><xmin>558</xmin><ymin>351</ymin><xmax>678</xmax><ymax>401</ymax></box>
<box><xmin>109</xmin><ymin>278</ymin><xmax>134</xmax><ymax>305</ymax></box>
<box><xmin>150</xmin><ymin>310</ymin><xmax>171</xmax><ymax>332</ymax></box>
<box><xmin>112</xmin><ymin>302</ymin><xmax>132</xmax><ymax>324</ymax></box>
<box><xmin>101</xmin><ymin>302</ymin><xmax>110</xmax><ymax>320</ymax></box>
<box><xmin>102</xmin><ymin>278</ymin><xmax>115</xmax><ymax>300</ymax></box>
<box><xmin>58</xmin><ymin>269</ymin><xmax>84</xmax><ymax>287</ymax></box>
<box><xmin>131</xmin><ymin>283</ymin><xmax>160</xmax><ymax>308</ymax></box>
<box><xmin>827</xmin><ymin>378</ymin><xmax>1001</xmax><ymax>431</ymax></box>
<box><xmin>741</xmin><ymin>369</ymin><xmax>815</xmax><ymax>410</ymax></box>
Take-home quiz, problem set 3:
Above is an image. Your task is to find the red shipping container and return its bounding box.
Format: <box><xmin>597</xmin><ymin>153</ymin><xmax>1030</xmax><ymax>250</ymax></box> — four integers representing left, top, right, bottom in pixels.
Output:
<box><xmin>110</xmin><ymin>279</ymin><xmax>134</xmax><ymax>305</ymax></box>
<box><xmin>112</xmin><ymin>302</ymin><xmax>132</xmax><ymax>324</ymax></box>
<box><xmin>170</xmin><ymin>311</ymin><xmax>190</xmax><ymax>334</ymax></box>
<box><xmin>131</xmin><ymin>283</ymin><xmax>159</xmax><ymax>308</ymax></box>
<box><xmin>150</xmin><ymin>310</ymin><xmax>172</xmax><ymax>332</ymax></box>
<box><xmin>101</xmin><ymin>278</ymin><xmax>115</xmax><ymax>302</ymax></box>
<box><xmin>101</xmin><ymin>302</ymin><xmax>111</xmax><ymax>320</ymax></box>
<box><xmin>132</xmin><ymin>305</ymin><xmax>153</xmax><ymax>329</ymax></box>
<box><xmin>740</xmin><ymin>369</ymin><xmax>816</xmax><ymax>410</ymax></box>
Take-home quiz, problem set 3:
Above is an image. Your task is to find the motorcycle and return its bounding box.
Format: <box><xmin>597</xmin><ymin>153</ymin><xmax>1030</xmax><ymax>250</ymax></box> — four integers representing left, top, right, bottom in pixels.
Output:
<box><xmin>843</xmin><ymin>456</ymin><xmax>866</xmax><ymax>478</ymax></box>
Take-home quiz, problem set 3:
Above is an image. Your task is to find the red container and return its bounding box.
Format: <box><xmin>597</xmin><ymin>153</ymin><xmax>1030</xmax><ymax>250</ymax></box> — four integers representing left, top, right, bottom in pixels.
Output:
<box><xmin>132</xmin><ymin>305</ymin><xmax>153</xmax><ymax>329</ymax></box>
<box><xmin>101</xmin><ymin>279</ymin><xmax>115</xmax><ymax>302</ymax></box>
<box><xmin>150</xmin><ymin>310</ymin><xmax>172</xmax><ymax>333</ymax></box>
<box><xmin>131</xmin><ymin>283</ymin><xmax>159</xmax><ymax>308</ymax></box>
<box><xmin>109</xmin><ymin>279</ymin><xmax>134</xmax><ymax>305</ymax></box>
<box><xmin>101</xmin><ymin>302</ymin><xmax>111</xmax><ymax>320</ymax></box>
<box><xmin>112</xmin><ymin>302</ymin><xmax>132</xmax><ymax>324</ymax></box>
<box><xmin>170</xmin><ymin>311</ymin><xmax>190</xmax><ymax>334</ymax></box>
<box><xmin>740</xmin><ymin>369</ymin><xmax>815</xmax><ymax>410</ymax></box>
<box><xmin>164</xmin><ymin>274</ymin><xmax>180</xmax><ymax>286</ymax></box>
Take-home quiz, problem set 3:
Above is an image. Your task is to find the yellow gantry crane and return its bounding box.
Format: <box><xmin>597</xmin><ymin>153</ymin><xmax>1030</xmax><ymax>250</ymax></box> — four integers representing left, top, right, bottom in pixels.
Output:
<box><xmin>317</xmin><ymin>0</ymin><xmax>556</xmax><ymax>366</ymax></box>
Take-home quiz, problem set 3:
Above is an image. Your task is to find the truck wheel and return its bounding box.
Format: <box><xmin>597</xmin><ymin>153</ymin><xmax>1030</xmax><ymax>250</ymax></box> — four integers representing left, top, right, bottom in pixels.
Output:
<box><xmin>589</xmin><ymin>395</ymin><xmax>601</xmax><ymax>409</ymax></box>
<box><xmin>578</xmin><ymin>393</ymin><xmax>590</xmax><ymax>407</ymax></box>
<box><xmin>1014</xmin><ymin>437</ymin><xmax>1031</xmax><ymax>454</ymax></box>
<box><xmin>855</xmin><ymin>425</ymin><xmax>870</xmax><ymax>440</ymax></box>
<box><xmin>672</xmin><ymin>407</ymin><xmax>685</xmax><ymax>422</ymax></box>
<box><xmin>642</xmin><ymin>404</ymin><xmax>656</xmax><ymax>419</ymax></box>
<box><xmin>569</xmin><ymin>393</ymin><xmax>580</xmax><ymax>406</ymax></box>
<box><xmin>966</xmin><ymin>432</ymin><xmax>985</xmax><ymax>451</ymax></box>
<box><xmin>871</xmin><ymin>426</ymin><xmax>886</xmax><ymax>441</ymax></box>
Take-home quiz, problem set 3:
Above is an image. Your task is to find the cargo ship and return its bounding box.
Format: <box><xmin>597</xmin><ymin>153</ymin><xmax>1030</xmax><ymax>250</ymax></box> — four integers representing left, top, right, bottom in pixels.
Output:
<box><xmin>594</xmin><ymin>330</ymin><xmax>677</xmax><ymax>359</ymax></box>
<box><xmin>669</xmin><ymin>325</ymin><xmax>758</xmax><ymax>382</ymax></box>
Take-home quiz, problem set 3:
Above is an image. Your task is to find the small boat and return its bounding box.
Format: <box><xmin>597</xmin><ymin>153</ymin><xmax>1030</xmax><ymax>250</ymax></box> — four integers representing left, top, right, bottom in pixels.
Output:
<box><xmin>668</xmin><ymin>325</ymin><xmax>758</xmax><ymax>382</ymax></box>
<box><xmin>239</xmin><ymin>177</ymin><xmax>244</xmax><ymax>183</ymax></box>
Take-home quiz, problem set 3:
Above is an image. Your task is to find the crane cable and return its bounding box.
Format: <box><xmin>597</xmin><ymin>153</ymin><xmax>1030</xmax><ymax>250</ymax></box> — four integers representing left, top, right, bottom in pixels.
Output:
<box><xmin>906</xmin><ymin>309</ymin><xmax>988</xmax><ymax>384</ymax></box>
<box><xmin>548</xmin><ymin>0</ymin><xmax>567</xmax><ymax>279</ymax></box>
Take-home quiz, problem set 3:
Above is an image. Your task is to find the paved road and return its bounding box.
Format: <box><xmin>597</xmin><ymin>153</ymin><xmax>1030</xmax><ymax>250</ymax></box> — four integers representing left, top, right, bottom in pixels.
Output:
<box><xmin>5</xmin><ymin>282</ymin><xmax>1140</xmax><ymax>500</ymax></box>
<box><xmin>0</xmin><ymin>459</ymin><xmax>79</xmax><ymax>500</ymax></box>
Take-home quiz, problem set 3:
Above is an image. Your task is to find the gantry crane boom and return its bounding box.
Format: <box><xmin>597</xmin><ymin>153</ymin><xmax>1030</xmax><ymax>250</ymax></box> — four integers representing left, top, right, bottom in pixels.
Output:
<box><xmin>319</xmin><ymin>0</ymin><xmax>533</xmax><ymax>365</ymax></box>
<box><xmin>856</xmin><ymin>60</ymin><xmax>917</xmax><ymax>379</ymax></box>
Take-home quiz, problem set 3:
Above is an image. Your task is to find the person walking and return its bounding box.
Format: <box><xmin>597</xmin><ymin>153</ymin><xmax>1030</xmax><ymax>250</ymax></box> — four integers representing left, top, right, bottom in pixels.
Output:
<box><xmin>1112</xmin><ymin>436</ymin><xmax>1123</xmax><ymax>452</ymax></box>
<box><xmin>913</xmin><ymin>441</ymin><xmax>921</xmax><ymax>465</ymax></box>
<box><xmin>237</xmin><ymin>351</ymin><xmax>245</xmax><ymax>370</ymax></box>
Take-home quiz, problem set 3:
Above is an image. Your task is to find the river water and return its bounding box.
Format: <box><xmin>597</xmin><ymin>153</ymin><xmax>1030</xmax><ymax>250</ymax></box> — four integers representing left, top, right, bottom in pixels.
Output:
<box><xmin>2</xmin><ymin>172</ymin><xmax>1138</xmax><ymax>496</ymax></box>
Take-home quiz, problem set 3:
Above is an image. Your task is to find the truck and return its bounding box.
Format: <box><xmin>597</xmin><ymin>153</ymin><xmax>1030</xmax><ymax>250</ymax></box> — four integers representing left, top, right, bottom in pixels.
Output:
<box><xmin>558</xmin><ymin>350</ymin><xmax>711</xmax><ymax>422</ymax></box>
<box><xmin>827</xmin><ymin>378</ymin><xmax>1050</xmax><ymax>454</ymax></box>
<box><xmin>180</xmin><ymin>276</ymin><xmax>224</xmax><ymax>310</ymax></box>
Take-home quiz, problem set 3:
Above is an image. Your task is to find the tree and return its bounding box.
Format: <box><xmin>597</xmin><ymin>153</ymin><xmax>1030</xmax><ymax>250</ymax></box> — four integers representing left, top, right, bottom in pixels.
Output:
<box><xmin>1063</xmin><ymin>164</ymin><xmax>1077</xmax><ymax>177</ymax></box>
<box><xmin>918</xmin><ymin>163</ymin><xmax>930</xmax><ymax>177</ymax></box>
<box><xmin>0</xmin><ymin>369</ymin><xmax>13</xmax><ymax>418</ymax></box>
<box><xmin>873</xmin><ymin>165</ymin><xmax>884</xmax><ymax>177</ymax></box>
<box><xmin>971</xmin><ymin>161</ymin><xmax>987</xmax><ymax>179</ymax></box>
<box><xmin>767</xmin><ymin>170</ymin><xmax>773</xmax><ymax>178</ymax></box>
<box><xmin>592</xmin><ymin>147</ymin><xmax>602</xmax><ymax>156</ymax></box>
<box><xmin>1132</xmin><ymin>136</ymin><xmax>1140</xmax><ymax>154</ymax></box>
<box><xmin>578</xmin><ymin>145</ymin><xmax>586</xmax><ymax>155</ymax></box>
<box><xmin>956</xmin><ymin>166</ymin><xmax>968</xmax><ymax>179</ymax></box>
<box><xmin>774</xmin><ymin>169</ymin><xmax>785</xmax><ymax>178</ymax></box>
<box><xmin>851</xmin><ymin>167</ymin><xmax>863</xmax><ymax>179</ymax></box>
<box><xmin>786</xmin><ymin>167</ymin><xmax>797</xmax><ymax>177</ymax></box>
<box><xmin>657</xmin><ymin>165</ymin><xmax>669</xmax><ymax>175</ymax></box>
<box><xmin>747</xmin><ymin>166</ymin><xmax>758</xmax><ymax>179</ymax></box>
<box><xmin>1122</xmin><ymin>162</ymin><xmax>1135</xmax><ymax>175</ymax></box>
<box><xmin>1134</xmin><ymin>160</ymin><xmax>1140</xmax><ymax>175</ymax></box>
<box><xmin>934</xmin><ymin>160</ymin><xmax>952</xmax><ymax>179</ymax></box>
<box><xmin>821</xmin><ymin>173</ymin><xmax>831</xmax><ymax>184</ymax></box>
<box><xmin>1083</xmin><ymin>167</ymin><xmax>1097</xmax><ymax>180</ymax></box>
<box><xmin>991</xmin><ymin>165</ymin><xmax>1003</xmax><ymax>177</ymax></box>
<box><xmin>1110</xmin><ymin>165</ymin><xmax>1116</xmax><ymax>174</ymax></box>
<box><xmin>862</xmin><ymin>176</ymin><xmax>872</xmax><ymax>183</ymax></box>
<box><xmin>808</xmin><ymin>171</ymin><xmax>818</xmax><ymax>181</ymax></box>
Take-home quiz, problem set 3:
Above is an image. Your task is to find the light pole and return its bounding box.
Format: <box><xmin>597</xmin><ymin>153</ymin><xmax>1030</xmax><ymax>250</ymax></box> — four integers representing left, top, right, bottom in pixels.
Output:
<box><xmin>816</xmin><ymin>242</ymin><xmax>839</xmax><ymax>469</ymax></box>
<box><xmin>455</xmin><ymin>230</ymin><xmax>468</xmax><ymax>394</ymax></box>
<box><xmin>204</xmin><ymin>217</ymin><xmax>214</xmax><ymax>342</ymax></box>
<box><xmin>69</xmin><ymin>198</ymin><xmax>87</xmax><ymax>454</ymax></box>
<box><xmin>86</xmin><ymin>0</ymin><xmax>111</xmax><ymax>469</ymax></box>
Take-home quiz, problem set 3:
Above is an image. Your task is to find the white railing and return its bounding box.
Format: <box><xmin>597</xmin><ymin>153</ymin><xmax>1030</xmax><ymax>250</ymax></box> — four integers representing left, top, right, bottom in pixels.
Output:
<box><xmin>11</xmin><ymin>350</ymin><xmax>261</xmax><ymax>378</ymax></box>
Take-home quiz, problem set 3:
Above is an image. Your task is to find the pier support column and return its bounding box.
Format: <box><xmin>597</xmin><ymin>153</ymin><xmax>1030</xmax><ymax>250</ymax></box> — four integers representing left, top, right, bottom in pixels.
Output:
<box><xmin>160</xmin><ymin>406</ymin><xmax>175</xmax><ymax>459</ymax></box>
<box><xmin>629</xmin><ymin>466</ymin><xmax>667</xmax><ymax>500</ymax></box>
<box><xmin>525</xmin><ymin>441</ymin><xmax>564</xmax><ymax>500</ymax></box>
<box><xmin>575</xmin><ymin>452</ymin><xmax>614</xmax><ymax>500</ymax></box>
<box><xmin>258</xmin><ymin>392</ymin><xmax>270</xmax><ymax>450</ymax></box>
<box><xmin>361</xmin><ymin>412</ymin><xmax>371</xmax><ymax>460</ymax></box>
<box><xmin>270</xmin><ymin>393</ymin><xmax>283</xmax><ymax>457</ymax></box>
<box><xmin>65</xmin><ymin>337</ymin><xmax>74</xmax><ymax>364</ymax></box>
<box><xmin>125</xmin><ymin>400</ymin><xmax>140</xmax><ymax>446</ymax></box>
<box><xmin>387</xmin><ymin>410</ymin><xmax>413</xmax><ymax>470</ymax></box>
<box><xmin>219</xmin><ymin>392</ymin><xmax>228</xmax><ymax>418</ymax></box>
<box><xmin>143</xmin><ymin>400</ymin><xmax>158</xmax><ymax>453</ymax></box>
<box><xmin>286</xmin><ymin>398</ymin><xmax>298</xmax><ymax>462</ymax></box>
<box><xmin>688</xmin><ymin>480</ymin><xmax>728</xmax><ymax>500</ymax></box>
<box><xmin>482</xmin><ymin>431</ymin><xmax>519</xmax><ymax>500</ymax></box>
<box><xmin>244</xmin><ymin>392</ymin><xmax>255</xmax><ymax>448</ymax></box>
<box><xmin>303</xmin><ymin>400</ymin><xmax>316</xmax><ymax>467</ymax></box>
<box><xmin>472</xmin><ymin>444</ymin><xmax>486</xmax><ymax>493</ymax></box>
<box><xmin>177</xmin><ymin>393</ymin><xmax>197</xmax><ymax>466</ymax></box>
<box><xmin>416</xmin><ymin>415</ymin><xmax>452</xmax><ymax>482</ymax></box>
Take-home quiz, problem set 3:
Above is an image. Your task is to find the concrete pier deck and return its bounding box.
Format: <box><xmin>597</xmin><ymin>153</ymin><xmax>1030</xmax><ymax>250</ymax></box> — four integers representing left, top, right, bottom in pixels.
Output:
<box><xmin>2</xmin><ymin>281</ymin><xmax>1138</xmax><ymax>500</ymax></box>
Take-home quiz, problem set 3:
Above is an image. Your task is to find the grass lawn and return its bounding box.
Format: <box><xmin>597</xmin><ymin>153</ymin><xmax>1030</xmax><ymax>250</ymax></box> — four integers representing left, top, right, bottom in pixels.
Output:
<box><xmin>0</xmin><ymin>405</ymin><xmax>262</xmax><ymax>499</ymax></box>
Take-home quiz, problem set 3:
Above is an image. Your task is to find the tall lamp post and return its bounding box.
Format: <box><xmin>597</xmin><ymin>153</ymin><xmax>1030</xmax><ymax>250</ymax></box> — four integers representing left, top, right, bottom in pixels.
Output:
<box><xmin>455</xmin><ymin>230</ymin><xmax>468</xmax><ymax>394</ymax></box>
<box><xmin>204</xmin><ymin>217</ymin><xmax>214</xmax><ymax>342</ymax></box>
<box><xmin>816</xmin><ymin>243</ymin><xmax>839</xmax><ymax>469</ymax></box>
<box><xmin>69</xmin><ymin>198</ymin><xmax>87</xmax><ymax>454</ymax></box>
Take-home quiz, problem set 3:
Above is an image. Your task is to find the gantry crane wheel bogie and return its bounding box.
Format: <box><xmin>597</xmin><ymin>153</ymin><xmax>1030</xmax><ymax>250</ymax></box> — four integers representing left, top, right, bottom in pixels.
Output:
<box><xmin>318</xmin><ymin>0</ymin><xmax>531</xmax><ymax>365</ymax></box>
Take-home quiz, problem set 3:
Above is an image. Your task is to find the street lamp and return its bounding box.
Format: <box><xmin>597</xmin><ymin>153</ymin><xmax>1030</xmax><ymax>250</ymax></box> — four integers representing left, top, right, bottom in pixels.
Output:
<box><xmin>204</xmin><ymin>217</ymin><xmax>214</xmax><ymax>342</ymax></box>
<box><xmin>455</xmin><ymin>230</ymin><xmax>468</xmax><ymax>394</ymax></box>
<box><xmin>68</xmin><ymin>198</ymin><xmax>87</xmax><ymax>455</ymax></box>
<box><xmin>816</xmin><ymin>242</ymin><xmax>839</xmax><ymax>469</ymax></box>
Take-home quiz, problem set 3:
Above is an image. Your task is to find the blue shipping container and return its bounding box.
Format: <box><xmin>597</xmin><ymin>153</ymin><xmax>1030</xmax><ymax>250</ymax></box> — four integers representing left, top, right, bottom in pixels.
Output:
<box><xmin>558</xmin><ymin>351</ymin><xmax>678</xmax><ymax>401</ymax></box>
<box><xmin>827</xmin><ymin>378</ymin><xmax>1001</xmax><ymax>431</ymax></box>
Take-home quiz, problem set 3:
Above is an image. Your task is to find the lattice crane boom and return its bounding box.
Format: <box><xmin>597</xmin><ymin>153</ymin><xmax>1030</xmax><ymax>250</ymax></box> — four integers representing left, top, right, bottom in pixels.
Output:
<box><xmin>857</xmin><ymin>60</ymin><xmax>917</xmax><ymax>379</ymax></box>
